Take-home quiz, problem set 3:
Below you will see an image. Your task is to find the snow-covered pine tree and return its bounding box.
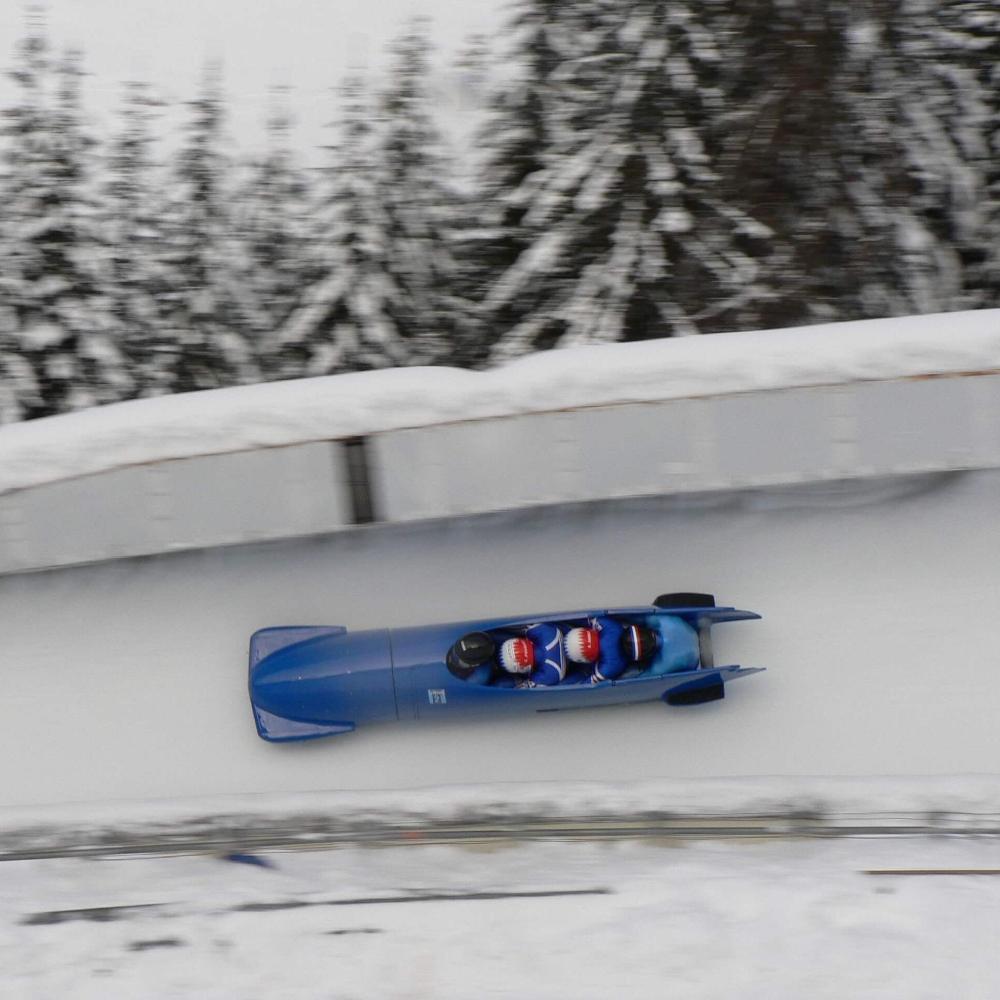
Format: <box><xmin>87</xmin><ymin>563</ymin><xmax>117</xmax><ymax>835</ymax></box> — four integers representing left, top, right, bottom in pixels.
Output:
<box><xmin>715</xmin><ymin>0</ymin><xmax>861</xmax><ymax>326</ymax></box>
<box><xmin>920</xmin><ymin>0</ymin><xmax>1000</xmax><ymax>308</ymax></box>
<box><xmin>376</xmin><ymin>18</ymin><xmax>466</xmax><ymax>365</ymax></box>
<box><xmin>833</xmin><ymin>1</ymin><xmax>965</xmax><ymax>318</ymax></box>
<box><xmin>102</xmin><ymin>80</ymin><xmax>175</xmax><ymax>398</ymax></box>
<box><xmin>278</xmin><ymin>24</ymin><xmax>465</xmax><ymax>376</ymax></box>
<box><xmin>719</xmin><ymin>0</ymin><xmax>994</xmax><ymax>325</ymax></box>
<box><xmin>156</xmin><ymin>65</ymin><xmax>259</xmax><ymax>394</ymax></box>
<box><xmin>0</xmin><ymin>30</ymin><xmax>130</xmax><ymax>418</ymax></box>
<box><xmin>445</xmin><ymin>31</ymin><xmax>498</xmax><ymax>367</ymax></box>
<box><xmin>0</xmin><ymin>285</ymin><xmax>37</xmax><ymax>422</ymax></box>
<box><xmin>487</xmin><ymin>0</ymin><xmax>773</xmax><ymax>363</ymax></box>
<box><xmin>274</xmin><ymin>75</ymin><xmax>410</xmax><ymax>376</ymax></box>
<box><xmin>841</xmin><ymin>0</ymin><xmax>998</xmax><ymax>318</ymax></box>
<box><xmin>0</xmin><ymin>24</ymin><xmax>45</xmax><ymax>422</ymax></box>
<box><xmin>236</xmin><ymin>93</ymin><xmax>318</xmax><ymax>380</ymax></box>
<box><xmin>465</xmin><ymin>0</ymin><xmax>589</xmax><ymax>363</ymax></box>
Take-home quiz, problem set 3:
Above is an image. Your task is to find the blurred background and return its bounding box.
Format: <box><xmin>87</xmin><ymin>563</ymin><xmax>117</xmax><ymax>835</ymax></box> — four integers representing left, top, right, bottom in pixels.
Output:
<box><xmin>1</xmin><ymin>0</ymin><xmax>997</xmax><ymax>423</ymax></box>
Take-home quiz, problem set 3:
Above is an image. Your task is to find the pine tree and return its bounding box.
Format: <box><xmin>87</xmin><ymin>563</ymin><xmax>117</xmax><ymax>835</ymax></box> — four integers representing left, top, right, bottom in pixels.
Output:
<box><xmin>376</xmin><ymin>19</ymin><xmax>465</xmax><ymax>365</ymax></box>
<box><xmin>834</xmin><ymin>1</ymin><xmax>963</xmax><ymax>318</ymax></box>
<box><xmin>0</xmin><ymin>321</ymin><xmax>37</xmax><ymax>423</ymax></box>
<box><xmin>0</xmin><ymin>25</ymin><xmax>45</xmax><ymax>422</ymax></box>
<box><xmin>845</xmin><ymin>0</ymin><xmax>988</xmax><ymax>317</ymax></box>
<box><xmin>920</xmin><ymin>0</ymin><xmax>1000</xmax><ymax>307</ymax></box>
<box><xmin>157</xmin><ymin>65</ymin><xmax>259</xmax><ymax>394</ymax></box>
<box><xmin>717</xmin><ymin>0</ymin><xmax>858</xmax><ymax>325</ymax></box>
<box><xmin>102</xmin><ymin>80</ymin><xmax>175</xmax><ymax>397</ymax></box>
<box><xmin>275</xmin><ymin>75</ymin><xmax>410</xmax><ymax>375</ymax></box>
<box><xmin>237</xmin><ymin>94</ymin><xmax>317</xmax><ymax>379</ymax></box>
<box><xmin>0</xmin><ymin>29</ymin><xmax>130</xmax><ymax>418</ymax></box>
<box><xmin>278</xmin><ymin>24</ymin><xmax>465</xmax><ymax>376</ymax></box>
<box><xmin>467</xmin><ymin>1</ymin><xmax>583</xmax><ymax>361</ymax></box>
<box><xmin>718</xmin><ymin>0</ymin><xmax>997</xmax><ymax>325</ymax></box>
<box><xmin>487</xmin><ymin>0</ymin><xmax>772</xmax><ymax>362</ymax></box>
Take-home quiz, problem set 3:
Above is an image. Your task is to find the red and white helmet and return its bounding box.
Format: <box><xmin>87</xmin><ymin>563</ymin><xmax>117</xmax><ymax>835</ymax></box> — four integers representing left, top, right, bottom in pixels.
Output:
<box><xmin>499</xmin><ymin>637</ymin><xmax>534</xmax><ymax>674</ymax></box>
<box><xmin>564</xmin><ymin>627</ymin><xmax>600</xmax><ymax>664</ymax></box>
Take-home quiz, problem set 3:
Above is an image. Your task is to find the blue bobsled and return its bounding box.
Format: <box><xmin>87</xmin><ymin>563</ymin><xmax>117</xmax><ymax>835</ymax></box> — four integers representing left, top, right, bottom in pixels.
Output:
<box><xmin>248</xmin><ymin>593</ymin><xmax>763</xmax><ymax>742</ymax></box>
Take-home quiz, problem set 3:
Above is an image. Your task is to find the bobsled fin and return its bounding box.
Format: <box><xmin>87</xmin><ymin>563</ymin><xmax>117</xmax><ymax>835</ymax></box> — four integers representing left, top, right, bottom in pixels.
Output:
<box><xmin>658</xmin><ymin>607</ymin><xmax>761</xmax><ymax>626</ymax></box>
<box><xmin>696</xmin><ymin>609</ymin><xmax>761</xmax><ymax>625</ymax></box>
<box><xmin>252</xmin><ymin>705</ymin><xmax>356</xmax><ymax>742</ymax></box>
<box><xmin>250</xmin><ymin>626</ymin><xmax>347</xmax><ymax>664</ymax></box>
<box><xmin>661</xmin><ymin>665</ymin><xmax>765</xmax><ymax>707</ymax></box>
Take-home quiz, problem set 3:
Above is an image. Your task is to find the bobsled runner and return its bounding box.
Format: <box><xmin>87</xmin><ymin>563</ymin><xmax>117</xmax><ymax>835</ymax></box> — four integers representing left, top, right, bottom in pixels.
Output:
<box><xmin>248</xmin><ymin>593</ymin><xmax>763</xmax><ymax>742</ymax></box>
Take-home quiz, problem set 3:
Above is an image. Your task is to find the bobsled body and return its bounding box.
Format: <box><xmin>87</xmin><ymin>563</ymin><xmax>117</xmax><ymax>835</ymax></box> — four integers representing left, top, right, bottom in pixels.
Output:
<box><xmin>249</xmin><ymin>597</ymin><xmax>763</xmax><ymax>742</ymax></box>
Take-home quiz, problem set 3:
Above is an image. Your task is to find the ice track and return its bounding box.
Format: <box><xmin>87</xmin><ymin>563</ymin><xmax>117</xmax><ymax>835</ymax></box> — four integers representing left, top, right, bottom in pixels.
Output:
<box><xmin>2</xmin><ymin>469</ymin><xmax>999</xmax><ymax>809</ymax></box>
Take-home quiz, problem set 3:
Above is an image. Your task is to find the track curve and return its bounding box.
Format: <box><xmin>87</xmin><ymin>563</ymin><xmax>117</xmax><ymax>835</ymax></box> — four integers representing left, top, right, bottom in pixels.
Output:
<box><xmin>2</xmin><ymin>470</ymin><xmax>999</xmax><ymax>809</ymax></box>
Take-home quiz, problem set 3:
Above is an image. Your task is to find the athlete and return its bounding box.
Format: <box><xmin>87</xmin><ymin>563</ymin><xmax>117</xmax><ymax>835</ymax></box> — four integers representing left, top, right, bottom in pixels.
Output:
<box><xmin>563</xmin><ymin>618</ymin><xmax>659</xmax><ymax>683</ymax></box>
<box><xmin>446</xmin><ymin>631</ymin><xmax>496</xmax><ymax>685</ymax></box>
<box><xmin>498</xmin><ymin>622</ymin><xmax>567</xmax><ymax>687</ymax></box>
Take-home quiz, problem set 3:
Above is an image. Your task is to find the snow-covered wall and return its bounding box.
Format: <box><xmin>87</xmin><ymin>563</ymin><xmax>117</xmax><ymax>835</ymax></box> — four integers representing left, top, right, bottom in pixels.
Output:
<box><xmin>2</xmin><ymin>310</ymin><xmax>1000</xmax><ymax>574</ymax></box>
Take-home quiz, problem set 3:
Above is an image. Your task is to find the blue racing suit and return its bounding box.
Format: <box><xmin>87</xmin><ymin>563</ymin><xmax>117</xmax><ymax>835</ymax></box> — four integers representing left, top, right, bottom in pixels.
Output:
<box><xmin>587</xmin><ymin>615</ymin><xmax>630</xmax><ymax>682</ymax></box>
<box><xmin>523</xmin><ymin>623</ymin><xmax>566</xmax><ymax>686</ymax></box>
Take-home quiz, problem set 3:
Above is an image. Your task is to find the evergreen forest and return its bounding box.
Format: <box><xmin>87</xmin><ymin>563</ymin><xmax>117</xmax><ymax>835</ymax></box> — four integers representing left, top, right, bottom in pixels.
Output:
<box><xmin>1</xmin><ymin>1</ymin><xmax>998</xmax><ymax>423</ymax></box>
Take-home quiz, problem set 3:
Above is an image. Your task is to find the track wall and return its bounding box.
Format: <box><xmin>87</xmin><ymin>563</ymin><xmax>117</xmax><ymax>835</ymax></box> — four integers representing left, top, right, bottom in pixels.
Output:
<box><xmin>2</xmin><ymin>372</ymin><xmax>999</xmax><ymax>574</ymax></box>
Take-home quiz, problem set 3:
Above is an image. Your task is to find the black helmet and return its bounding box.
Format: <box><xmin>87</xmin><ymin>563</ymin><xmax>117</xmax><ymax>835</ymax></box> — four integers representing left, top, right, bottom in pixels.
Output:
<box><xmin>447</xmin><ymin>632</ymin><xmax>496</xmax><ymax>679</ymax></box>
<box><xmin>620</xmin><ymin>624</ymin><xmax>658</xmax><ymax>662</ymax></box>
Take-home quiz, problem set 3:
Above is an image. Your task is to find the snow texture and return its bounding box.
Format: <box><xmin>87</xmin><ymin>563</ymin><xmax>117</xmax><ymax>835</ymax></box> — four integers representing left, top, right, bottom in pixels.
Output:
<box><xmin>5</xmin><ymin>775</ymin><xmax>1000</xmax><ymax>850</ymax></box>
<box><xmin>4</xmin><ymin>835</ymin><xmax>1000</xmax><ymax>998</ymax></box>
<box><xmin>1</xmin><ymin>307</ymin><xmax>999</xmax><ymax>494</ymax></box>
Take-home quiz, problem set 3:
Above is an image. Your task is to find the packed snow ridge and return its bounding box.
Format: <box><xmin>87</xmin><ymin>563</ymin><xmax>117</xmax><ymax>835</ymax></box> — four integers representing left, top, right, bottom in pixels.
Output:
<box><xmin>1</xmin><ymin>309</ymin><xmax>999</xmax><ymax>494</ymax></box>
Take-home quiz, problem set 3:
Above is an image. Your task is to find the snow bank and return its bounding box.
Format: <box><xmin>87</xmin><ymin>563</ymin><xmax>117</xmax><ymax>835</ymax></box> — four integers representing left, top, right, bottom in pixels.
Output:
<box><xmin>8</xmin><ymin>835</ymin><xmax>1000</xmax><ymax>999</ymax></box>
<box><xmin>2</xmin><ymin>309</ymin><xmax>1000</xmax><ymax>495</ymax></box>
<box><xmin>4</xmin><ymin>775</ymin><xmax>1000</xmax><ymax>857</ymax></box>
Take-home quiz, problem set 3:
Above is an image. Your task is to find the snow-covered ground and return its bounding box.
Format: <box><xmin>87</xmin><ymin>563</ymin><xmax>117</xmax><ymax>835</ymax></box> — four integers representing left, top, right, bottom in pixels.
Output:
<box><xmin>6</xmin><ymin>835</ymin><xmax>1000</xmax><ymax>999</ymax></box>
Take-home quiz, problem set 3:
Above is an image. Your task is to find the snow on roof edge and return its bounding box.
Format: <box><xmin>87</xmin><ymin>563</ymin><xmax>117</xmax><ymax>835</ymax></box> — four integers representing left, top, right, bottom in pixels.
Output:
<box><xmin>2</xmin><ymin>309</ymin><xmax>999</xmax><ymax>495</ymax></box>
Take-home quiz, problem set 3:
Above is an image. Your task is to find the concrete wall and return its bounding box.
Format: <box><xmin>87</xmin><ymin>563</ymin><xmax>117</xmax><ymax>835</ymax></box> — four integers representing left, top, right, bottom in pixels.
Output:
<box><xmin>0</xmin><ymin>441</ymin><xmax>349</xmax><ymax>574</ymax></box>
<box><xmin>373</xmin><ymin>374</ymin><xmax>1000</xmax><ymax>520</ymax></box>
<box><xmin>3</xmin><ymin>372</ymin><xmax>999</xmax><ymax>574</ymax></box>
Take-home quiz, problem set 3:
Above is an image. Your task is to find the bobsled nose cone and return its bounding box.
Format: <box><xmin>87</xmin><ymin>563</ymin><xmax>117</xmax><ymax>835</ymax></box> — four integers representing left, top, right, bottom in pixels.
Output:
<box><xmin>249</xmin><ymin>627</ymin><xmax>396</xmax><ymax>731</ymax></box>
<box><xmin>250</xmin><ymin>639</ymin><xmax>331</xmax><ymax>721</ymax></box>
<box><xmin>249</xmin><ymin>635</ymin><xmax>361</xmax><ymax>742</ymax></box>
<box><xmin>251</xmin><ymin>667</ymin><xmax>304</xmax><ymax>721</ymax></box>
<box><xmin>252</xmin><ymin>651</ymin><xmax>304</xmax><ymax>688</ymax></box>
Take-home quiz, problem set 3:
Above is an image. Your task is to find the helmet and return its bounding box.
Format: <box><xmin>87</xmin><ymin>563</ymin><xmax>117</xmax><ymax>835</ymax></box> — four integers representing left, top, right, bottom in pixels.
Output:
<box><xmin>621</xmin><ymin>625</ymin><xmax>658</xmax><ymax>662</ymax></box>
<box><xmin>447</xmin><ymin>632</ymin><xmax>495</xmax><ymax>679</ymax></box>
<box><xmin>499</xmin><ymin>637</ymin><xmax>534</xmax><ymax>674</ymax></box>
<box><xmin>564</xmin><ymin>627</ymin><xmax>600</xmax><ymax>663</ymax></box>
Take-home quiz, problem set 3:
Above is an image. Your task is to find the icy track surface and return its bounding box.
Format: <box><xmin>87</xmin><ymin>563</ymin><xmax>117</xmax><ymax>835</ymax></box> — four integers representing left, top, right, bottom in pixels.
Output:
<box><xmin>2</xmin><ymin>469</ymin><xmax>1000</xmax><ymax>810</ymax></box>
<box><xmin>7</xmin><ymin>836</ymin><xmax>1000</xmax><ymax>999</ymax></box>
